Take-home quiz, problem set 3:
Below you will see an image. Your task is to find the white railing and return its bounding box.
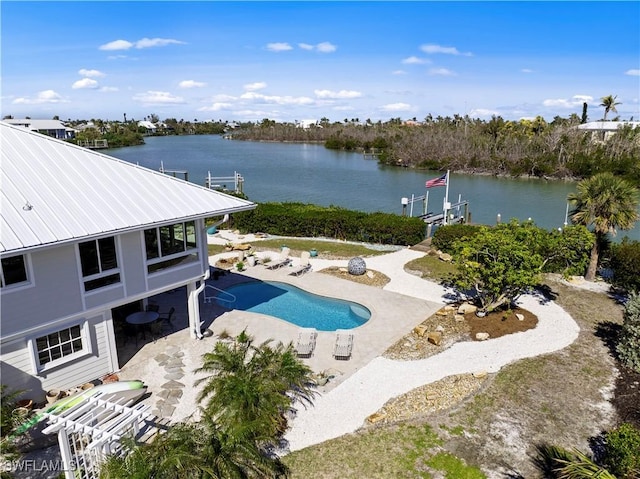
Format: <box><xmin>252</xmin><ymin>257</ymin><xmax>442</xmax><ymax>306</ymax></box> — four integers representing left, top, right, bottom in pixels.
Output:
<box><xmin>204</xmin><ymin>284</ymin><xmax>236</xmax><ymax>306</ymax></box>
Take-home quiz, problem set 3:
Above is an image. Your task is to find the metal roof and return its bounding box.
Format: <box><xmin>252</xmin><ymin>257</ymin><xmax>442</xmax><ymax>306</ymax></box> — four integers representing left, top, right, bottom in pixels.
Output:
<box><xmin>0</xmin><ymin>122</ymin><xmax>256</xmax><ymax>254</ymax></box>
<box><xmin>577</xmin><ymin>121</ymin><xmax>640</xmax><ymax>131</ymax></box>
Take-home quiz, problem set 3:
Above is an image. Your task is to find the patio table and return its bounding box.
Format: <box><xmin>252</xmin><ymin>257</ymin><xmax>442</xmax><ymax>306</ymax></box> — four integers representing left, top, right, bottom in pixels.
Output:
<box><xmin>126</xmin><ymin>311</ymin><xmax>159</xmax><ymax>340</ymax></box>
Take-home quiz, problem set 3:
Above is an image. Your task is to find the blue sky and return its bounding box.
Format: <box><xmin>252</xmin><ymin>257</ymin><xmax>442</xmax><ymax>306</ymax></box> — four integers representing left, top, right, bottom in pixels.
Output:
<box><xmin>2</xmin><ymin>1</ymin><xmax>639</xmax><ymax>123</ymax></box>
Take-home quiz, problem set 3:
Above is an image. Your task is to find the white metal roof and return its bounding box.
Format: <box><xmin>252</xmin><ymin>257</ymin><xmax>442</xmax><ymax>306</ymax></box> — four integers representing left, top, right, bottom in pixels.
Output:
<box><xmin>577</xmin><ymin>121</ymin><xmax>640</xmax><ymax>131</ymax></box>
<box><xmin>0</xmin><ymin>122</ymin><xmax>256</xmax><ymax>254</ymax></box>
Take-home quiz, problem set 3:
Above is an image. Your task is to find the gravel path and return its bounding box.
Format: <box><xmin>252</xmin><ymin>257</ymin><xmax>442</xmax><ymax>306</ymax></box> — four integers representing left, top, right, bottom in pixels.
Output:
<box><xmin>284</xmin><ymin>294</ymin><xmax>580</xmax><ymax>452</ymax></box>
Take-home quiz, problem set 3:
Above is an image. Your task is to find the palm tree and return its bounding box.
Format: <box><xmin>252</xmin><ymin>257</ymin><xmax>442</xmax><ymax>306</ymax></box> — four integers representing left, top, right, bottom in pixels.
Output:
<box><xmin>99</xmin><ymin>419</ymin><xmax>288</xmax><ymax>478</ymax></box>
<box><xmin>568</xmin><ymin>172</ymin><xmax>639</xmax><ymax>280</ymax></box>
<box><xmin>599</xmin><ymin>95</ymin><xmax>621</xmax><ymax>121</ymax></box>
<box><xmin>195</xmin><ymin>331</ymin><xmax>316</xmax><ymax>445</ymax></box>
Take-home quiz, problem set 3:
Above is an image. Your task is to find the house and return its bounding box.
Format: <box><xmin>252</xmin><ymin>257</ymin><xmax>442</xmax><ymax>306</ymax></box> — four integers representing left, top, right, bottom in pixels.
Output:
<box><xmin>2</xmin><ymin>118</ymin><xmax>77</xmax><ymax>140</ymax></box>
<box><xmin>0</xmin><ymin>122</ymin><xmax>256</xmax><ymax>399</ymax></box>
<box><xmin>137</xmin><ymin>120</ymin><xmax>157</xmax><ymax>134</ymax></box>
<box><xmin>576</xmin><ymin>121</ymin><xmax>640</xmax><ymax>141</ymax></box>
<box><xmin>295</xmin><ymin>119</ymin><xmax>321</xmax><ymax>129</ymax></box>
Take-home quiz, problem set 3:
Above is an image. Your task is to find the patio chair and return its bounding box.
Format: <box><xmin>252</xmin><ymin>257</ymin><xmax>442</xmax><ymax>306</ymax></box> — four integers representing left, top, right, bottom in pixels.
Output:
<box><xmin>295</xmin><ymin>327</ymin><xmax>318</xmax><ymax>358</ymax></box>
<box><xmin>333</xmin><ymin>329</ymin><xmax>354</xmax><ymax>360</ymax></box>
<box><xmin>289</xmin><ymin>251</ymin><xmax>312</xmax><ymax>276</ymax></box>
<box><xmin>265</xmin><ymin>247</ymin><xmax>291</xmax><ymax>270</ymax></box>
<box><xmin>158</xmin><ymin>306</ymin><xmax>175</xmax><ymax>331</ymax></box>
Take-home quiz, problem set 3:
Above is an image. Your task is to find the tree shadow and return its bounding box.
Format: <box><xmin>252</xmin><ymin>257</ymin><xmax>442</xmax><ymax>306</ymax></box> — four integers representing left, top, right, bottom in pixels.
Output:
<box><xmin>594</xmin><ymin>320</ymin><xmax>622</xmax><ymax>358</ymax></box>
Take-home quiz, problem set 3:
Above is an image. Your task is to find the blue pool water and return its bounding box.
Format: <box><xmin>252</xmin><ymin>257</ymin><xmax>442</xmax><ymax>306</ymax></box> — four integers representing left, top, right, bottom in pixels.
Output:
<box><xmin>217</xmin><ymin>281</ymin><xmax>370</xmax><ymax>331</ymax></box>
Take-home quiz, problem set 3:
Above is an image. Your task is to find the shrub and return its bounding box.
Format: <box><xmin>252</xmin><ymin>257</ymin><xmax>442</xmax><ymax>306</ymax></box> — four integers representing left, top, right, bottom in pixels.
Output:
<box><xmin>432</xmin><ymin>224</ymin><xmax>482</xmax><ymax>252</ymax></box>
<box><xmin>603</xmin><ymin>423</ymin><xmax>640</xmax><ymax>479</ymax></box>
<box><xmin>610</xmin><ymin>238</ymin><xmax>640</xmax><ymax>292</ymax></box>
<box><xmin>616</xmin><ymin>292</ymin><xmax>640</xmax><ymax>372</ymax></box>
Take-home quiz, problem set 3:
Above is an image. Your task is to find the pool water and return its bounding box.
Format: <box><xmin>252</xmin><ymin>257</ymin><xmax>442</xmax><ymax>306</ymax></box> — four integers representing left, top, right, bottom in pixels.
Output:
<box><xmin>217</xmin><ymin>281</ymin><xmax>370</xmax><ymax>331</ymax></box>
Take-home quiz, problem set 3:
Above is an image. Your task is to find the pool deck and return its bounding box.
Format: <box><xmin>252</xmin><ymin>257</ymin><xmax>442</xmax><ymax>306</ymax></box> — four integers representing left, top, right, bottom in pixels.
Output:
<box><xmin>116</xmin><ymin>242</ymin><xmax>449</xmax><ymax>422</ymax></box>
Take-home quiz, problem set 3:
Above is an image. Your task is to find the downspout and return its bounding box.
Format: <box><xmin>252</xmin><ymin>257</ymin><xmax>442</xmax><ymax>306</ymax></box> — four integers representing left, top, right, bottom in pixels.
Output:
<box><xmin>192</xmin><ymin>214</ymin><xmax>230</xmax><ymax>339</ymax></box>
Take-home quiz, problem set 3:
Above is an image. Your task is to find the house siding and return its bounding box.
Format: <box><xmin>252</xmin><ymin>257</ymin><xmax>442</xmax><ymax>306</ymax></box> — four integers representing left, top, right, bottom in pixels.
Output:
<box><xmin>0</xmin><ymin>314</ymin><xmax>114</xmax><ymax>400</ymax></box>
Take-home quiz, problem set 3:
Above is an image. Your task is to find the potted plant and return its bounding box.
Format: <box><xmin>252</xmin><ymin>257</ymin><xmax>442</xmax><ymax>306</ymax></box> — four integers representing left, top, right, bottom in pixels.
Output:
<box><xmin>236</xmin><ymin>261</ymin><xmax>245</xmax><ymax>272</ymax></box>
<box><xmin>246</xmin><ymin>249</ymin><xmax>257</xmax><ymax>267</ymax></box>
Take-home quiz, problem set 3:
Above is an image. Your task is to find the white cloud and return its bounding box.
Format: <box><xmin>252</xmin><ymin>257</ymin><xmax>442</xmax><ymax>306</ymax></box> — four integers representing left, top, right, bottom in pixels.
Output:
<box><xmin>314</xmin><ymin>89</ymin><xmax>362</xmax><ymax>99</ymax></box>
<box><xmin>244</xmin><ymin>82</ymin><xmax>267</xmax><ymax>91</ymax></box>
<box><xmin>297</xmin><ymin>42</ymin><xmax>337</xmax><ymax>53</ymax></box>
<box><xmin>132</xmin><ymin>90</ymin><xmax>185</xmax><ymax>104</ymax></box>
<box><xmin>316</xmin><ymin>42</ymin><xmax>336</xmax><ymax>53</ymax></box>
<box><xmin>72</xmin><ymin>78</ymin><xmax>99</xmax><ymax>89</ymax></box>
<box><xmin>99</xmin><ymin>38</ymin><xmax>185</xmax><ymax>51</ymax></box>
<box><xmin>240</xmin><ymin>91</ymin><xmax>314</xmax><ymax>105</ymax></box>
<box><xmin>470</xmin><ymin>108</ymin><xmax>500</xmax><ymax>117</ymax></box>
<box><xmin>266</xmin><ymin>42</ymin><xmax>293</xmax><ymax>52</ymax></box>
<box><xmin>79</xmin><ymin>69</ymin><xmax>105</xmax><ymax>78</ymax></box>
<box><xmin>100</xmin><ymin>39</ymin><xmax>134</xmax><ymax>51</ymax></box>
<box><xmin>402</xmin><ymin>56</ymin><xmax>428</xmax><ymax>65</ymax></box>
<box><xmin>211</xmin><ymin>94</ymin><xmax>237</xmax><ymax>102</ymax></box>
<box><xmin>626</xmin><ymin>69</ymin><xmax>640</xmax><ymax>76</ymax></box>
<box><xmin>381</xmin><ymin>102</ymin><xmax>412</xmax><ymax>112</ymax></box>
<box><xmin>543</xmin><ymin>94</ymin><xmax>593</xmax><ymax>108</ymax></box>
<box><xmin>100</xmin><ymin>86</ymin><xmax>119</xmax><ymax>92</ymax></box>
<box><xmin>392</xmin><ymin>70</ymin><xmax>407</xmax><ymax>75</ymax></box>
<box><xmin>428</xmin><ymin>68</ymin><xmax>456</xmax><ymax>76</ymax></box>
<box><xmin>420</xmin><ymin>44</ymin><xmax>472</xmax><ymax>56</ymax></box>
<box><xmin>135</xmin><ymin>37</ymin><xmax>185</xmax><ymax>49</ymax></box>
<box><xmin>199</xmin><ymin>102</ymin><xmax>233</xmax><ymax>112</ymax></box>
<box><xmin>12</xmin><ymin>90</ymin><xmax>68</xmax><ymax>104</ymax></box>
<box><xmin>521</xmin><ymin>68</ymin><xmax>534</xmax><ymax>73</ymax></box>
<box><xmin>179</xmin><ymin>80</ymin><xmax>207</xmax><ymax>89</ymax></box>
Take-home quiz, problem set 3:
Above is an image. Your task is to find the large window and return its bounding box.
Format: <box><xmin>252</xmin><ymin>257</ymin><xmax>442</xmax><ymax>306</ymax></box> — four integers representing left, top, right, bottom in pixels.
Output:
<box><xmin>32</xmin><ymin>323</ymin><xmax>91</xmax><ymax>372</ymax></box>
<box><xmin>145</xmin><ymin>221</ymin><xmax>198</xmax><ymax>273</ymax></box>
<box><xmin>79</xmin><ymin>237</ymin><xmax>120</xmax><ymax>291</ymax></box>
<box><xmin>0</xmin><ymin>255</ymin><xmax>28</xmax><ymax>288</ymax></box>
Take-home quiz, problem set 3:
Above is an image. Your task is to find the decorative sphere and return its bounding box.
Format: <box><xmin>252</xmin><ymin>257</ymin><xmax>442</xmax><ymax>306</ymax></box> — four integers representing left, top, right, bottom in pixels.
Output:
<box><xmin>348</xmin><ymin>257</ymin><xmax>367</xmax><ymax>276</ymax></box>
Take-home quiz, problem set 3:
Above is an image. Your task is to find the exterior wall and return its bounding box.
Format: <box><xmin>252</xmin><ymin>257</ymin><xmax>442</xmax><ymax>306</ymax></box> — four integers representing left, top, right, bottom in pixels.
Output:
<box><xmin>0</xmin><ymin>313</ymin><xmax>115</xmax><ymax>400</ymax></box>
<box><xmin>0</xmin><ymin>220</ymin><xmax>209</xmax><ymax>396</ymax></box>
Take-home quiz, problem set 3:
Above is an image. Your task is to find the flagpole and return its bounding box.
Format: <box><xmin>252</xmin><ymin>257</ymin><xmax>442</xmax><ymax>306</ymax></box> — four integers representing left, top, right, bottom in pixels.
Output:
<box><xmin>443</xmin><ymin>170</ymin><xmax>450</xmax><ymax>225</ymax></box>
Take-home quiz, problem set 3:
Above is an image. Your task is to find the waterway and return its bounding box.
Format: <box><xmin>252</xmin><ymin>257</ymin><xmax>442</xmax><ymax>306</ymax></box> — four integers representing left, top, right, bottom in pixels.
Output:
<box><xmin>107</xmin><ymin>135</ymin><xmax>640</xmax><ymax>240</ymax></box>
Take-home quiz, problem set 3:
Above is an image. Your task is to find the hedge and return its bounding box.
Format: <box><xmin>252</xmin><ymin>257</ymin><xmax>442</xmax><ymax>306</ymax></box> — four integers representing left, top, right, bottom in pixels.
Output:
<box><xmin>230</xmin><ymin>202</ymin><xmax>426</xmax><ymax>245</ymax></box>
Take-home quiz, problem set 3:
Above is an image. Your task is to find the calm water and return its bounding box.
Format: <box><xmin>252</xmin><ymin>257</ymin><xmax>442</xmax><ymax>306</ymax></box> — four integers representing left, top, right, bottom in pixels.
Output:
<box><xmin>108</xmin><ymin>135</ymin><xmax>640</xmax><ymax>240</ymax></box>
<box><xmin>217</xmin><ymin>281</ymin><xmax>370</xmax><ymax>331</ymax></box>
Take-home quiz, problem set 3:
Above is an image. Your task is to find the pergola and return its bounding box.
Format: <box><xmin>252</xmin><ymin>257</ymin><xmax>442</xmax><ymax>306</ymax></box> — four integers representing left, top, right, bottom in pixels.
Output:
<box><xmin>41</xmin><ymin>393</ymin><xmax>155</xmax><ymax>479</ymax></box>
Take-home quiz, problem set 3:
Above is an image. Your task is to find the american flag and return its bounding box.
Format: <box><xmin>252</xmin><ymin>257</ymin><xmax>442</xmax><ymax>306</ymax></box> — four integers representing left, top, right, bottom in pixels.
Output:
<box><xmin>425</xmin><ymin>173</ymin><xmax>447</xmax><ymax>188</ymax></box>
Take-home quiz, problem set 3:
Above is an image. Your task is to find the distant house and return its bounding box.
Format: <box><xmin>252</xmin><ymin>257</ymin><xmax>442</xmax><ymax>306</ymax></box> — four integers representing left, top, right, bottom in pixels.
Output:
<box><xmin>137</xmin><ymin>120</ymin><xmax>158</xmax><ymax>134</ymax></box>
<box><xmin>0</xmin><ymin>122</ymin><xmax>256</xmax><ymax>399</ymax></box>
<box><xmin>577</xmin><ymin>121</ymin><xmax>640</xmax><ymax>141</ymax></box>
<box><xmin>296</xmin><ymin>119</ymin><xmax>321</xmax><ymax>129</ymax></box>
<box><xmin>3</xmin><ymin>118</ymin><xmax>76</xmax><ymax>140</ymax></box>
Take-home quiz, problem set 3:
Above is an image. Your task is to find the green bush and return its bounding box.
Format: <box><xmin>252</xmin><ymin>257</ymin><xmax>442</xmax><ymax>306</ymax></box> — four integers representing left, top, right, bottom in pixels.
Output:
<box><xmin>432</xmin><ymin>224</ymin><xmax>482</xmax><ymax>252</ymax></box>
<box><xmin>603</xmin><ymin>423</ymin><xmax>640</xmax><ymax>479</ymax></box>
<box><xmin>230</xmin><ymin>202</ymin><xmax>425</xmax><ymax>245</ymax></box>
<box><xmin>610</xmin><ymin>238</ymin><xmax>640</xmax><ymax>292</ymax></box>
<box><xmin>617</xmin><ymin>292</ymin><xmax>640</xmax><ymax>373</ymax></box>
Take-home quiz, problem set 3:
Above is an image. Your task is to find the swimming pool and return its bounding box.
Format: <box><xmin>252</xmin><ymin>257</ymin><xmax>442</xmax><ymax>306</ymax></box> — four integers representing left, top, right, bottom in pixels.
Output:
<box><xmin>216</xmin><ymin>281</ymin><xmax>371</xmax><ymax>331</ymax></box>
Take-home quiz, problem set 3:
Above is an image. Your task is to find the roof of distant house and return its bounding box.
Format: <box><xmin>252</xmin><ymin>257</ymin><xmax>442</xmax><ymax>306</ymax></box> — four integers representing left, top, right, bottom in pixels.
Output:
<box><xmin>3</xmin><ymin>118</ymin><xmax>76</xmax><ymax>132</ymax></box>
<box><xmin>577</xmin><ymin>121</ymin><xmax>640</xmax><ymax>131</ymax></box>
<box><xmin>0</xmin><ymin>121</ymin><xmax>256</xmax><ymax>254</ymax></box>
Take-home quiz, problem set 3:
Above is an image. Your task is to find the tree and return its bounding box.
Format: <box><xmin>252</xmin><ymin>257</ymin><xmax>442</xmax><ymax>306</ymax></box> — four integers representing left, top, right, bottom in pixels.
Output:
<box><xmin>616</xmin><ymin>292</ymin><xmax>640</xmax><ymax>373</ymax></box>
<box><xmin>600</xmin><ymin>94</ymin><xmax>621</xmax><ymax>121</ymax></box>
<box><xmin>581</xmin><ymin>102</ymin><xmax>588</xmax><ymax>124</ymax></box>
<box><xmin>567</xmin><ymin>172</ymin><xmax>639</xmax><ymax>280</ymax></box>
<box><xmin>195</xmin><ymin>331</ymin><xmax>316</xmax><ymax>445</ymax></box>
<box><xmin>99</xmin><ymin>418</ymin><xmax>287</xmax><ymax>479</ymax></box>
<box><xmin>451</xmin><ymin>221</ymin><xmax>544</xmax><ymax>313</ymax></box>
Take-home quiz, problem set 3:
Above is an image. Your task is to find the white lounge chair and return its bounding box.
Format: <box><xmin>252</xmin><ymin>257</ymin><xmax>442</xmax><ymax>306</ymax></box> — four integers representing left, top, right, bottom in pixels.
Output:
<box><xmin>289</xmin><ymin>251</ymin><xmax>312</xmax><ymax>276</ymax></box>
<box><xmin>333</xmin><ymin>329</ymin><xmax>354</xmax><ymax>360</ymax></box>
<box><xmin>295</xmin><ymin>327</ymin><xmax>318</xmax><ymax>358</ymax></box>
<box><xmin>265</xmin><ymin>247</ymin><xmax>291</xmax><ymax>270</ymax></box>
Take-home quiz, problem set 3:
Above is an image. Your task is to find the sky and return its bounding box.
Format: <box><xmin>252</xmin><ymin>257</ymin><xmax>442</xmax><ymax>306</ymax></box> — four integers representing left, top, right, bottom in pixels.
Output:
<box><xmin>2</xmin><ymin>1</ymin><xmax>639</xmax><ymax>123</ymax></box>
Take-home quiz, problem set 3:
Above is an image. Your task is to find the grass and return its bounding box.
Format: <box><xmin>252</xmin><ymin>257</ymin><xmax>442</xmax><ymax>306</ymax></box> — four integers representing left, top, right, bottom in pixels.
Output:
<box><xmin>209</xmin><ymin>238</ymin><xmax>391</xmax><ymax>259</ymax></box>
<box><xmin>405</xmin><ymin>253</ymin><xmax>457</xmax><ymax>281</ymax></box>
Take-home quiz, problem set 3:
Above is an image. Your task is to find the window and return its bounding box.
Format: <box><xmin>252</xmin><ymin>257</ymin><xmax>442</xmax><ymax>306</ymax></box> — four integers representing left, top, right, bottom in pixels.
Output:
<box><xmin>145</xmin><ymin>221</ymin><xmax>198</xmax><ymax>273</ymax></box>
<box><xmin>1</xmin><ymin>255</ymin><xmax>28</xmax><ymax>288</ymax></box>
<box><xmin>35</xmin><ymin>325</ymin><xmax>85</xmax><ymax>368</ymax></box>
<box><xmin>79</xmin><ymin>237</ymin><xmax>120</xmax><ymax>291</ymax></box>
